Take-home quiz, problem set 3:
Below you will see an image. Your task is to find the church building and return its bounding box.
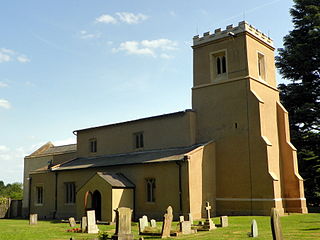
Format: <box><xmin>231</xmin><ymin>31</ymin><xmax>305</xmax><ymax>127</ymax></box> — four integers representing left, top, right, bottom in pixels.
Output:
<box><xmin>22</xmin><ymin>21</ymin><xmax>308</xmax><ymax>221</ymax></box>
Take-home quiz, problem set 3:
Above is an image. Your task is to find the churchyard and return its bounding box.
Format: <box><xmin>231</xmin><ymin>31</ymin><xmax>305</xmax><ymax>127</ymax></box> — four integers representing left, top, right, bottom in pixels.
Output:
<box><xmin>0</xmin><ymin>213</ymin><xmax>319</xmax><ymax>240</ymax></box>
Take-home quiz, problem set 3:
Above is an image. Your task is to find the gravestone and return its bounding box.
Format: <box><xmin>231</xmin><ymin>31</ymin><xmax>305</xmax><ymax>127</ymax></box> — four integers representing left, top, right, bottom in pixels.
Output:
<box><xmin>188</xmin><ymin>213</ymin><xmax>193</xmax><ymax>224</ymax></box>
<box><xmin>203</xmin><ymin>202</ymin><xmax>215</xmax><ymax>230</ymax></box>
<box><xmin>139</xmin><ymin>215</ymin><xmax>149</xmax><ymax>233</ymax></box>
<box><xmin>112</xmin><ymin>207</ymin><xmax>134</xmax><ymax>240</ymax></box>
<box><xmin>150</xmin><ymin>219</ymin><xmax>157</xmax><ymax>228</ymax></box>
<box><xmin>179</xmin><ymin>216</ymin><xmax>184</xmax><ymax>222</ymax></box>
<box><xmin>251</xmin><ymin>219</ymin><xmax>258</xmax><ymax>237</ymax></box>
<box><xmin>69</xmin><ymin>217</ymin><xmax>76</xmax><ymax>228</ymax></box>
<box><xmin>142</xmin><ymin>215</ymin><xmax>148</xmax><ymax>226</ymax></box>
<box><xmin>270</xmin><ymin>208</ymin><xmax>283</xmax><ymax>240</ymax></box>
<box><xmin>29</xmin><ymin>214</ymin><xmax>37</xmax><ymax>225</ymax></box>
<box><xmin>81</xmin><ymin>216</ymin><xmax>87</xmax><ymax>233</ymax></box>
<box><xmin>87</xmin><ymin>210</ymin><xmax>99</xmax><ymax>234</ymax></box>
<box><xmin>161</xmin><ymin>206</ymin><xmax>173</xmax><ymax>238</ymax></box>
<box><xmin>180</xmin><ymin>221</ymin><xmax>192</xmax><ymax>235</ymax></box>
<box><xmin>220</xmin><ymin>216</ymin><xmax>228</xmax><ymax>227</ymax></box>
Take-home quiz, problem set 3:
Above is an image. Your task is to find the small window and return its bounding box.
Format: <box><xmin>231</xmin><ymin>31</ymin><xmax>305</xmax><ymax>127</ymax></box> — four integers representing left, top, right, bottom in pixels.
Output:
<box><xmin>65</xmin><ymin>182</ymin><xmax>76</xmax><ymax>204</ymax></box>
<box><xmin>211</xmin><ymin>50</ymin><xmax>227</xmax><ymax>81</ymax></box>
<box><xmin>146</xmin><ymin>178</ymin><xmax>155</xmax><ymax>202</ymax></box>
<box><xmin>89</xmin><ymin>138</ymin><xmax>97</xmax><ymax>153</ymax></box>
<box><xmin>258</xmin><ymin>53</ymin><xmax>265</xmax><ymax>80</ymax></box>
<box><xmin>134</xmin><ymin>132</ymin><xmax>144</xmax><ymax>149</ymax></box>
<box><xmin>36</xmin><ymin>186</ymin><xmax>43</xmax><ymax>205</ymax></box>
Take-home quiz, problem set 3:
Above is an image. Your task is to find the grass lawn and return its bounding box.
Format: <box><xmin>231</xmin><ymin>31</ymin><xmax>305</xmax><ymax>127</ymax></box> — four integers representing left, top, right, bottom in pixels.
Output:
<box><xmin>0</xmin><ymin>214</ymin><xmax>319</xmax><ymax>240</ymax></box>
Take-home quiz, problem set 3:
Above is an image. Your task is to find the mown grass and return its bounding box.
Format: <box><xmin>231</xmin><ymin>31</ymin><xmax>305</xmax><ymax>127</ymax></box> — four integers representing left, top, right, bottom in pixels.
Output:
<box><xmin>0</xmin><ymin>214</ymin><xmax>319</xmax><ymax>240</ymax></box>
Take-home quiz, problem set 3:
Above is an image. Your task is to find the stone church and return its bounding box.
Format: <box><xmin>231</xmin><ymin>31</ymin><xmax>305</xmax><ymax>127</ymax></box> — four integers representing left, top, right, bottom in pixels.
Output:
<box><xmin>22</xmin><ymin>21</ymin><xmax>308</xmax><ymax>221</ymax></box>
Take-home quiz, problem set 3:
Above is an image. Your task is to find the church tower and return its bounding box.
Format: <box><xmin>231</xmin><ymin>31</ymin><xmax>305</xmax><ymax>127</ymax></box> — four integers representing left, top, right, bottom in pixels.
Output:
<box><xmin>192</xmin><ymin>21</ymin><xmax>307</xmax><ymax>215</ymax></box>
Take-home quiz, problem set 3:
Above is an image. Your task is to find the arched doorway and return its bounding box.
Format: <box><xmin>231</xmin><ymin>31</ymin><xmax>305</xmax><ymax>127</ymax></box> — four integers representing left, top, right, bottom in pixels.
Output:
<box><xmin>92</xmin><ymin>190</ymin><xmax>101</xmax><ymax>221</ymax></box>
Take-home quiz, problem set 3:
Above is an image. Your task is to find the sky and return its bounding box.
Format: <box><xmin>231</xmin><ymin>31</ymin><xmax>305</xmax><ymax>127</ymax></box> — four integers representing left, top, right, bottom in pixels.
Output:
<box><xmin>0</xmin><ymin>0</ymin><xmax>294</xmax><ymax>184</ymax></box>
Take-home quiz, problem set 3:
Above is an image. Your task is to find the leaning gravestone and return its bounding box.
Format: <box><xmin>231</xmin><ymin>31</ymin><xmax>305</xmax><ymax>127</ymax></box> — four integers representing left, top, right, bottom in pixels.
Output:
<box><xmin>270</xmin><ymin>208</ymin><xmax>283</xmax><ymax>240</ymax></box>
<box><xmin>69</xmin><ymin>217</ymin><xmax>76</xmax><ymax>228</ymax></box>
<box><xmin>203</xmin><ymin>202</ymin><xmax>216</xmax><ymax>230</ymax></box>
<box><xmin>87</xmin><ymin>210</ymin><xmax>99</xmax><ymax>234</ymax></box>
<box><xmin>81</xmin><ymin>216</ymin><xmax>87</xmax><ymax>233</ymax></box>
<box><xmin>150</xmin><ymin>219</ymin><xmax>157</xmax><ymax>228</ymax></box>
<box><xmin>29</xmin><ymin>213</ymin><xmax>38</xmax><ymax>225</ymax></box>
<box><xmin>220</xmin><ymin>216</ymin><xmax>228</xmax><ymax>227</ymax></box>
<box><xmin>180</xmin><ymin>221</ymin><xmax>192</xmax><ymax>235</ymax></box>
<box><xmin>161</xmin><ymin>206</ymin><xmax>173</xmax><ymax>238</ymax></box>
<box><xmin>112</xmin><ymin>207</ymin><xmax>134</xmax><ymax>240</ymax></box>
<box><xmin>251</xmin><ymin>219</ymin><xmax>258</xmax><ymax>237</ymax></box>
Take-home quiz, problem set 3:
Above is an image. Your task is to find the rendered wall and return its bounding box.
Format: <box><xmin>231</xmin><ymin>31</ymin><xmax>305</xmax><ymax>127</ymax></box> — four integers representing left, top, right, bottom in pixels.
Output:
<box><xmin>112</xmin><ymin>189</ymin><xmax>134</xmax><ymax>221</ymax></box>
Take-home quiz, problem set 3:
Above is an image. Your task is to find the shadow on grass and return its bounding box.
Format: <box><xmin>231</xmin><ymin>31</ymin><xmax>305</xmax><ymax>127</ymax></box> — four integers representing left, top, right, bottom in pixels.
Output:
<box><xmin>301</xmin><ymin>228</ymin><xmax>320</xmax><ymax>231</ymax></box>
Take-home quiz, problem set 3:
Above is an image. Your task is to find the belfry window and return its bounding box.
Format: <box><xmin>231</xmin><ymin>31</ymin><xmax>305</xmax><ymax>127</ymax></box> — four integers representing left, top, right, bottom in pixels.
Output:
<box><xmin>89</xmin><ymin>138</ymin><xmax>97</xmax><ymax>153</ymax></box>
<box><xmin>134</xmin><ymin>132</ymin><xmax>144</xmax><ymax>149</ymax></box>
<box><xmin>258</xmin><ymin>52</ymin><xmax>266</xmax><ymax>80</ymax></box>
<box><xmin>216</xmin><ymin>55</ymin><xmax>226</xmax><ymax>75</ymax></box>
<box><xmin>146</xmin><ymin>178</ymin><xmax>155</xmax><ymax>202</ymax></box>
<box><xmin>211</xmin><ymin>50</ymin><xmax>227</xmax><ymax>81</ymax></box>
<box><xmin>65</xmin><ymin>182</ymin><xmax>76</xmax><ymax>204</ymax></box>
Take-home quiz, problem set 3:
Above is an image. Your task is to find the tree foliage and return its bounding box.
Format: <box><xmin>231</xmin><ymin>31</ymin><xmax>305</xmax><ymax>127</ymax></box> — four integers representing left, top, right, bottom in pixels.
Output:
<box><xmin>276</xmin><ymin>0</ymin><xmax>320</xmax><ymax>204</ymax></box>
<box><xmin>0</xmin><ymin>181</ymin><xmax>23</xmax><ymax>200</ymax></box>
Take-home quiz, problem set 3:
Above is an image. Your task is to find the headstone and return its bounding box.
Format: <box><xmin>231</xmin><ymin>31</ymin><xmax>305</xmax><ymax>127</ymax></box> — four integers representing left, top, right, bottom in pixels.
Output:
<box><xmin>29</xmin><ymin>214</ymin><xmax>37</xmax><ymax>225</ymax></box>
<box><xmin>251</xmin><ymin>219</ymin><xmax>258</xmax><ymax>237</ymax></box>
<box><xmin>150</xmin><ymin>219</ymin><xmax>157</xmax><ymax>228</ymax></box>
<box><xmin>179</xmin><ymin>216</ymin><xmax>184</xmax><ymax>222</ymax></box>
<box><xmin>270</xmin><ymin>208</ymin><xmax>283</xmax><ymax>240</ymax></box>
<box><xmin>87</xmin><ymin>210</ymin><xmax>99</xmax><ymax>234</ymax></box>
<box><xmin>161</xmin><ymin>206</ymin><xmax>173</xmax><ymax>238</ymax></box>
<box><xmin>142</xmin><ymin>215</ymin><xmax>149</xmax><ymax>226</ymax></box>
<box><xmin>180</xmin><ymin>221</ymin><xmax>192</xmax><ymax>235</ymax></box>
<box><xmin>81</xmin><ymin>216</ymin><xmax>87</xmax><ymax>233</ymax></box>
<box><xmin>188</xmin><ymin>213</ymin><xmax>193</xmax><ymax>224</ymax></box>
<box><xmin>139</xmin><ymin>215</ymin><xmax>149</xmax><ymax>234</ymax></box>
<box><xmin>112</xmin><ymin>207</ymin><xmax>134</xmax><ymax>240</ymax></box>
<box><xmin>69</xmin><ymin>217</ymin><xmax>76</xmax><ymax>228</ymax></box>
<box><xmin>203</xmin><ymin>202</ymin><xmax>216</xmax><ymax>230</ymax></box>
<box><xmin>220</xmin><ymin>216</ymin><xmax>228</xmax><ymax>227</ymax></box>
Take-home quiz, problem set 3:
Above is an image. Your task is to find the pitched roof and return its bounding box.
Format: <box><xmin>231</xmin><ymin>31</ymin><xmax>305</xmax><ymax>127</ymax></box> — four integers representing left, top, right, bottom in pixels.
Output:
<box><xmin>52</xmin><ymin>143</ymin><xmax>206</xmax><ymax>172</ymax></box>
<box><xmin>27</xmin><ymin>143</ymin><xmax>77</xmax><ymax>158</ymax></box>
<box><xmin>97</xmin><ymin>172</ymin><xmax>135</xmax><ymax>188</ymax></box>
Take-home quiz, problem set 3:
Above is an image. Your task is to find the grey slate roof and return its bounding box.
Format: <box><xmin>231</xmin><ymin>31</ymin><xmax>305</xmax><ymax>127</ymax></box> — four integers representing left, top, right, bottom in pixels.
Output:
<box><xmin>52</xmin><ymin>144</ymin><xmax>205</xmax><ymax>171</ymax></box>
<box><xmin>43</xmin><ymin>144</ymin><xmax>77</xmax><ymax>155</ymax></box>
<box><xmin>97</xmin><ymin>172</ymin><xmax>135</xmax><ymax>188</ymax></box>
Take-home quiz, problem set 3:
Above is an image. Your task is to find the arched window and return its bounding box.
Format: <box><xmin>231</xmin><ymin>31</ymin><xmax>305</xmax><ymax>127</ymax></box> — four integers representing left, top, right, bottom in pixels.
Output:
<box><xmin>222</xmin><ymin>56</ymin><xmax>226</xmax><ymax>73</ymax></box>
<box><xmin>217</xmin><ymin>57</ymin><xmax>221</xmax><ymax>74</ymax></box>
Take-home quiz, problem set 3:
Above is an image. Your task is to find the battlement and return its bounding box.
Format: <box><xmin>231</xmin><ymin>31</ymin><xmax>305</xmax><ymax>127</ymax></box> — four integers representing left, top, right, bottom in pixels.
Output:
<box><xmin>193</xmin><ymin>21</ymin><xmax>273</xmax><ymax>47</ymax></box>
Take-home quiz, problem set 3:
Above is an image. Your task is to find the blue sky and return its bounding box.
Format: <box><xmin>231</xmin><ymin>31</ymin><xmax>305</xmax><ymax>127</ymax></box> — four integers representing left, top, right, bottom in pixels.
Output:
<box><xmin>0</xmin><ymin>0</ymin><xmax>293</xmax><ymax>183</ymax></box>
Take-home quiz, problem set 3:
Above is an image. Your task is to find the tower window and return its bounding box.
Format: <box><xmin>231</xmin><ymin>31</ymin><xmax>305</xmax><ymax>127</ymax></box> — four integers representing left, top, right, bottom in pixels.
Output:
<box><xmin>146</xmin><ymin>178</ymin><xmax>155</xmax><ymax>202</ymax></box>
<box><xmin>89</xmin><ymin>138</ymin><xmax>97</xmax><ymax>153</ymax></box>
<box><xmin>134</xmin><ymin>132</ymin><xmax>144</xmax><ymax>149</ymax></box>
<box><xmin>258</xmin><ymin>53</ymin><xmax>265</xmax><ymax>80</ymax></box>
<box><xmin>65</xmin><ymin>182</ymin><xmax>76</xmax><ymax>204</ymax></box>
<box><xmin>211</xmin><ymin>50</ymin><xmax>227</xmax><ymax>81</ymax></box>
<box><xmin>36</xmin><ymin>186</ymin><xmax>43</xmax><ymax>205</ymax></box>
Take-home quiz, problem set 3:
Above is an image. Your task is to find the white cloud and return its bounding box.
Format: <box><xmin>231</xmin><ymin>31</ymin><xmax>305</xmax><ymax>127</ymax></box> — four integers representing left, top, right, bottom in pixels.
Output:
<box><xmin>0</xmin><ymin>48</ymin><xmax>30</xmax><ymax>63</ymax></box>
<box><xmin>0</xmin><ymin>82</ymin><xmax>8</xmax><ymax>88</ymax></box>
<box><xmin>0</xmin><ymin>99</ymin><xmax>11</xmax><ymax>109</ymax></box>
<box><xmin>0</xmin><ymin>145</ymin><xmax>9</xmax><ymax>152</ymax></box>
<box><xmin>95</xmin><ymin>14</ymin><xmax>117</xmax><ymax>24</ymax></box>
<box><xmin>116</xmin><ymin>12</ymin><xmax>148</xmax><ymax>24</ymax></box>
<box><xmin>17</xmin><ymin>55</ymin><xmax>30</xmax><ymax>63</ymax></box>
<box><xmin>160</xmin><ymin>53</ymin><xmax>174</xmax><ymax>59</ymax></box>
<box><xmin>113</xmin><ymin>39</ymin><xmax>178</xmax><ymax>57</ymax></box>
<box><xmin>79</xmin><ymin>30</ymin><xmax>101</xmax><ymax>39</ymax></box>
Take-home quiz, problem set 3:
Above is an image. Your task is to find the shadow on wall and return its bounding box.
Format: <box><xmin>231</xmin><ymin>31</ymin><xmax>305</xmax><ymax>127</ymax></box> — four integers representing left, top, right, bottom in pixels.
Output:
<box><xmin>0</xmin><ymin>198</ymin><xmax>22</xmax><ymax>219</ymax></box>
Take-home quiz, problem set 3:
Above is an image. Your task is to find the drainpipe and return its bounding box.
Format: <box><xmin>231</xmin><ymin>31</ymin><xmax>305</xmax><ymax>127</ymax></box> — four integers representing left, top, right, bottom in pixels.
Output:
<box><xmin>176</xmin><ymin>158</ymin><xmax>186</xmax><ymax>215</ymax></box>
<box><xmin>54</xmin><ymin>172</ymin><xmax>58</xmax><ymax>219</ymax></box>
<box><xmin>28</xmin><ymin>177</ymin><xmax>32</xmax><ymax>216</ymax></box>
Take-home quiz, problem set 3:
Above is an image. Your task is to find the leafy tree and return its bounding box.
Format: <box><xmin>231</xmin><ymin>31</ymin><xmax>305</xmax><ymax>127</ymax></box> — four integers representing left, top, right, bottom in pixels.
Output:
<box><xmin>0</xmin><ymin>182</ymin><xmax>23</xmax><ymax>200</ymax></box>
<box><xmin>276</xmin><ymin>0</ymin><xmax>320</xmax><ymax>205</ymax></box>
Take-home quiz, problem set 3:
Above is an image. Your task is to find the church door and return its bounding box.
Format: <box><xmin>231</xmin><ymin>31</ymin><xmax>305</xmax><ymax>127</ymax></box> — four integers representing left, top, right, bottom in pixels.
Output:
<box><xmin>92</xmin><ymin>190</ymin><xmax>102</xmax><ymax>221</ymax></box>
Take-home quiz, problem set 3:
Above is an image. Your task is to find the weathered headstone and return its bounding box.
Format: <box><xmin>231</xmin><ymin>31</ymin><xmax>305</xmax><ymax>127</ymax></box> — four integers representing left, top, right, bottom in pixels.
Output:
<box><xmin>270</xmin><ymin>208</ymin><xmax>283</xmax><ymax>240</ymax></box>
<box><xmin>150</xmin><ymin>219</ymin><xmax>157</xmax><ymax>228</ymax></box>
<box><xmin>161</xmin><ymin>206</ymin><xmax>173</xmax><ymax>238</ymax></box>
<box><xmin>251</xmin><ymin>219</ymin><xmax>258</xmax><ymax>237</ymax></box>
<box><xmin>87</xmin><ymin>210</ymin><xmax>99</xmax><ymax>234</ymax></box>
<box><xmin>180</xmin><ymin>221</ymin><xmax>192</xmax><ymax>235</ymax></box>
<box><xmin>203</xmin><ymin>202</ymin><xmax>216</xmax><ymax>230</ymax></box>
<box><xmin>139</xmin><ymin>215</ymin><xmax>149</xmax><ymax>234</ymax></box>
<box><xmin>142</xmin><ymin>215</ymin><xmax>149</xmax><ymax>226</ymax></box>
<box><xmin>29</xmin><ymin>213</ymin><xmax>38</xmax><ymax>225</ymax></box>
<box><xmin>69</xmin><ymin>217</ymin><xmax>76</xmax><ymax>228</ymax></box>
<box><xmin>220</xmin><ymin>216</ymin><xmax>228</xmax><ymax>227</ymax></box>
<box><xmin>179</xmin><ymin>216</ymin><xmax>184</xmax><ymax>222</ymax></box>
<box><xmin>81</xmin><ymin>216</ymin><xmax>87</xmax><ymax>233</ymax></box>
<box><xmin>112</xmin><ymin>207</ymin><xmax>134</xmax><ymax>240</ymax></box>
<box><xmin>188</xmin><ymin>213</ymin><xmax>193</xmax><ymax>224</ymax></box>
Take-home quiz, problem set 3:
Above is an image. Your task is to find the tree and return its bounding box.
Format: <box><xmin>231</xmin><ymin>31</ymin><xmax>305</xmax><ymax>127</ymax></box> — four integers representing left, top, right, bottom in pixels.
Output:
<box><xmin>0</xmin><ymin>182</ymin><xmax>23</xmax><ymax>200</ymax></box>
<box><xmin>276</xmin><ymin>0</ymin><xmax>320</xmax><ymax>205</ymax></box>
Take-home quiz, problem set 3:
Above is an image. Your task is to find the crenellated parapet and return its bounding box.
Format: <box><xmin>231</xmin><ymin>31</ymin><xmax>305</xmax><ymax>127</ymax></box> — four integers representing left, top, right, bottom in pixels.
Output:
<box><xmin>193</xmin><ymin>21</ymin><xmax>273</xmax><ymax>47</ymax></box>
